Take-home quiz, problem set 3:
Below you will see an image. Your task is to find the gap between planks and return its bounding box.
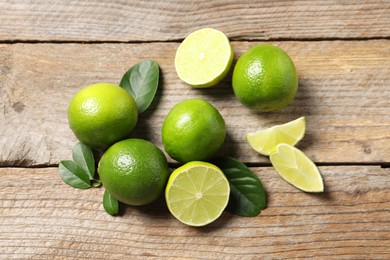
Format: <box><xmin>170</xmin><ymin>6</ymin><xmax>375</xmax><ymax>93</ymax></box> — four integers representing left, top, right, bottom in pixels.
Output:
<box><xmin>1</xmin><ymin>162</ymin><xmax>388</xmax><ymax>169</ymax></box>
<box><xmin>0</xmin><ymin>37</ymin><xmax>390</xmax><ymax>45</ymax></box>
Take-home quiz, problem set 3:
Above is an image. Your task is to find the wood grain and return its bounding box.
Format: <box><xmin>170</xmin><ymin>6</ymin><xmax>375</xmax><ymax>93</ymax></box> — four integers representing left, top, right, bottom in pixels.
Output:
<box><xmin>0</xmin><ymin>1</ymin><xmax>388</xmax><ymax>258</ymax></box>
<box><xmin>0</xmin><ymin>166</ymin><xmax>388</xmax><ymax>258</ymax></box>
<box><xmin>1</xmin><ymin>41</ymin><xmax>389</xmax><ymax>166</ymax></box>
<box><xmin>0</xmin><ymin>1</ymin><xmax>389</xmax><ymax>42</ymax></box>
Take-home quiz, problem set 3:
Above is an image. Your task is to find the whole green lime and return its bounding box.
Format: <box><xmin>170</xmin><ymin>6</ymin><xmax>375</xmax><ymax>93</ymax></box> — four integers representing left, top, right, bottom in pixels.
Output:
<box><xmin>98</xmin><ymin>139</ymin><xmax>170</xmax><ymax>206</ymax></box>
<box><xmin>232</xmin><ymin>44</ymin><xmax>298</xmax><ymax>112</ymax></box>
<box><xmin>162</xmin><ymin>98</ymin><xmax>226</xmax><ymax>163</ymax></box>
<box><xmin>68</xmin><ymin>83</ymin><xmax>138</xmax><ymax>149</ymax></box>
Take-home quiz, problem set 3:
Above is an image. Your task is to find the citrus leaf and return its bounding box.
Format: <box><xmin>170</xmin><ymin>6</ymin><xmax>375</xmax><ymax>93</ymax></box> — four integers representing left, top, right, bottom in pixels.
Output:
<box><xmin>212</xmin><ymin>156</ymin><xmax>267</xmax><ymax>216</ymax></box>
<box><xmin>58</xmin><ymin>160</ymin><xmax>91</xmax><ymax>189</ymax></box>
<box><xmin>119</xmin><ymin>60</ymin><xmax>159</xmax><ymax>113</ymax></box>
<box><xmin>103</xmin><ymin>190</ymin><xmax>119</xmax><ymax>216</ymax></box>
<box><xmin>72</xmin><ymin>142</ymin><xmax>95</xmax><ymax>180</ymax></box>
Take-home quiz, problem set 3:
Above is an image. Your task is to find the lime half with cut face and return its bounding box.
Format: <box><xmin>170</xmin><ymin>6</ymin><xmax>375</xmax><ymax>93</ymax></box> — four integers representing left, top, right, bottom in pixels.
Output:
<box><xmin>165</xmin><ymin>161</ymin><xmax>230</xmax><ymax>226</ymax></box>
<box><xmin>175</xmin><ymin>28</ymin><xmax>233</xmax><ymax>88</ymax></box>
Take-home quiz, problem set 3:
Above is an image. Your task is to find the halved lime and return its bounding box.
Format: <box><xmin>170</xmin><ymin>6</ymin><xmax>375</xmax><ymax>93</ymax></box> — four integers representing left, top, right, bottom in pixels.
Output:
<box><xmin>270</xmin><ymin>143</ymin><xmax>324</xmax><ymax>193</ymax></box>
<box><xmin>165</xmin><ymin>161</ymin><xmax>230</xmax><ymax>226</ymax></box>
<box><xmin>175</xmin><ymin>28</ymin><xmax>233</xmax><ymax>88</ymax></box>
<box><xmin>247</xmin><ymin>117</ymin><xmax>306</xmax><ymax>156</ymax></box>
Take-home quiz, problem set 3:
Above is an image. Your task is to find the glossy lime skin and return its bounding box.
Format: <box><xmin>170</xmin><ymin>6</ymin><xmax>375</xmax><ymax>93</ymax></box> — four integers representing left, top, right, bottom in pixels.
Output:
<box><xmin>232</xmin><ymin>44</ymin><xmax>298</xmax><ymax>112</ymax></box>
<box><xmin>68</xmin><ymin>83</ymin><xmax>138</xmax><ymax>149</ymax></box>
<box><xmin>98</xmin><ymin>139</ymin><xmax>170</xmax><ymax>206</ymax></box>
<box><xmin>162</xmin><ymin>98</ymin><xmax>226</xmax><ymax>163</ymax></box>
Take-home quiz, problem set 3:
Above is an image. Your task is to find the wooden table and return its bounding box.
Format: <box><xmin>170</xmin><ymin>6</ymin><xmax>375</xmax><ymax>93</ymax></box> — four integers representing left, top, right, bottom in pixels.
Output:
<box><xmin>1</xmin><ymin>1</ymin><xmax>389</xmax><ymax>259</ymax></box>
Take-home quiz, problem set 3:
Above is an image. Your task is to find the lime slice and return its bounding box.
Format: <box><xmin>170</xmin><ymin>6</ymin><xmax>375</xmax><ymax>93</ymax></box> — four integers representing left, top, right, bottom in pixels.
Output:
<box><xmin>165</xmin><ymin>161</ymin><xmax>230</xmax><ymax>226</ymax></box>
<box><xmin>246</xmin><ymin>117</ymin><xmax>306</xmax><ymax>156</ymax></box>
<box><xmin>270</xmin><ymin>144</ymin><xmax>324</xmax><ymax>193</ymax></box>
<box><xmin>175</xmin><ymin>28</ymin><xmax>233</xmax><ymax>88</ymax></box>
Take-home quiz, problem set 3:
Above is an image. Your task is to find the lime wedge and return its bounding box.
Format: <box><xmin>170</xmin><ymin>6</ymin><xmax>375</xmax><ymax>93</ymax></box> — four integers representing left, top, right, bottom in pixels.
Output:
<box><xmin>165</xmin><ymin>161</ymin><xmax>230</xmax><ymax>226</ymax></box>
<box><xmin>175</xmin><ymin>28</ymin><xmax>233</xmax><ymax>88</ymax></box>
<box><xmin>270</xmin><ymin>144</ymin><xmax>324</xmax><ymax>193</ymax></box>
<box><xmin>246</xmin><ymin>117</ymin><xmax>306</xmax><ymax>156</ymax></box>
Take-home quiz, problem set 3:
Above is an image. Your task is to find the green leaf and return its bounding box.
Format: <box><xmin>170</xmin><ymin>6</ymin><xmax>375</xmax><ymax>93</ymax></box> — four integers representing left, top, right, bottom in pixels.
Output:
<box><xmin>72</xmin><ymin>142</ymin><xmax>95</xmax><ymax>180</ymax></box>
<box><xmin>213</xmin><ymin>156</ymin><xmax>267</xmax><ymax>217</ymax></box>
<box><xmin>58</xmin><ymin>160</ymin><xmax>91</xmax><ymax>189</ymax></box>
<box><xmin>103</xmin><ymin>190</ymin><xmax>119</xmax><ymax>216</ymax></box>
<box><xmin>119</xmin><ymin>60</ymin><xmax>159</xmax><ymax>113</ymax></box>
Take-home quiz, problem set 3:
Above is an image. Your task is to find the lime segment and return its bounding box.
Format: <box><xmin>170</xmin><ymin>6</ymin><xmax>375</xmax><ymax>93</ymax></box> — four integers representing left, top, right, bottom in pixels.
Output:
<box><xmin>165</xmin><ymin>161</ymin><xmax>230</xmax><ymax>226</ymax></box>
<box><xmin>270</xmin><ymin>144</ymin><xmax>324</xmax><ymax>193</ymax></box>
<box><xmin>247</xmin><ymin>117</ymin><xmax>306</xmax><ymax>156</ymax></box>
<box><xmin>175</xmin><ymin>28</ymin><xmax>233</xmax><ymax>88</ymax></box>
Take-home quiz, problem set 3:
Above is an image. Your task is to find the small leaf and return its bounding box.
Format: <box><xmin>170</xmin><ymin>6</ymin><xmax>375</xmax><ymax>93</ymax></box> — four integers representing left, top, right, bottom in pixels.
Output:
<box><xmin>213</xmin><ymin>156</ymin><xmax>267</xmax><ymax>216</ymax></box>
<box><xmin>58</xmin><ymin>160</ymin><xmax>91</xmax><ymax>189</ymax></box>
<box><xmin>119</xmin><ymin>60</ymin><xmax>159</xmax><ymax>113</ymax></box>
<box><xmin>103</xmin><ymin>190</ymin><xmax>119</xmax><ymax>216</ymax></box>
<box><xmin>72</xmin><ymin>142</ymin><xmax>95</xmax><ymax>180</ymax></box>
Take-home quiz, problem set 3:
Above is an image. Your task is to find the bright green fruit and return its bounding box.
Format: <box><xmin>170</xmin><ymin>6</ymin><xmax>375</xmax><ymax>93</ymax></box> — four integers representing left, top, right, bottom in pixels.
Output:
<box><xmin>68</xmin><ymin>83</ymin><xmax>138</xmax><ymax>149</ymax></box>
<box><xmin>232</xmin><ymin>44</ymin><xmax>298</xmax><ymax>112</ymax></box>
<box><xmin>98</xmin><ymin>139</ymin><xmax>170</xmax><ymax>206</ymax></box>
<box><xmin>270</xmin><ymin>143</ymin><xmax>324</xmax><ymax>193</ymax></box>
<box><xmin>165</xmin><ymin>161</ymin><xmax>230</xmax><ymax>226</ymax></box>
<box><xmin>175</xmin><ymin>28</ymin><xmax>233</xmax><ymax>88</ymax></box>
<box><xmin>162</xmin><ymin>98</ymin><xmax>226</xmax><ymax>163</ymax></box>
<box><xmin>247</xmin><ymin>117</ymin><xmax>306</xmax><ymax>156</ymax></box>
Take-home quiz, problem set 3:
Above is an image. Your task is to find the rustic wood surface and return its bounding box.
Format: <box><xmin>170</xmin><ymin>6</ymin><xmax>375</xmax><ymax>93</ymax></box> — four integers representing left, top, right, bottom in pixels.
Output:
<box><xmin>0</xmin><ymin>1</ymin><xmax>389</xmax><ymax>41</ymax></box>
<box><xmin>1</xmin><ymin>41</ymin><xmax>389</xmax><ymax>166</ymax></box>
<box><xmin>1</xmin><ymin>166</ymin><xmax>389</xmax><ymax>259</ymax></box>
<box><xmin>0</xmin><ymin>0</ymin><xmax>389</xmax><ymax>258</ymax></box>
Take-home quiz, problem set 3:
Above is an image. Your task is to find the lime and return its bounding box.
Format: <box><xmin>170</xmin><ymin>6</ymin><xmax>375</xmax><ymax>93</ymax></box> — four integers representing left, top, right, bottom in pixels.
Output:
<box><xmin>247</xmin><ymin>117</ymin><xmax>306</xmax><ymax>156</ymax></box>
<box><xmin>270</xmin><ymin>144</ymin><xmax>324</xmax><ymax>193</ymax></box>
<box><xmin>165</xmin><ymin>161</ymin><xmax>230</xmax><ymax>226</ymax></box>
<box><xmin>175</xmin><ymin>28</ymin><xmax>233</xmax><ymax>88</ymax></box>
<box><xmin>162</xmin><ymin>98</ymin><xmax>226</xmax><ymax>163</ymax></box>
<box><xmin>232</xmin><ymin>44</ymin><xmax>298</xmax><ymax>112</ymax></box>
<box><xmin>98</xmin><ymin>139</ymin><xmax>170</xmax><ymax>206</ymax></box>
<box><xmin>68</xmin><ymin>83</ymin><xmax>138</xmax><ymax>149</ymax></box>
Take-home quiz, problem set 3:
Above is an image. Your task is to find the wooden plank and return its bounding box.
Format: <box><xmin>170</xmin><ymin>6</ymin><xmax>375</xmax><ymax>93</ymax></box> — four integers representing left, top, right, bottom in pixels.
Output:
<box><xmin>0</xmin><ymin>166</ymin><xmax>389</xmax><ymax>258</ymax></box>
<box><xmin>0</xmin><ymin>1</ymin><xmax>389</xmax><ymax>42</ymax></box>
<box><xmin>1</xmin><ymin>41</ymin><xmax>389</xmax><ymax>166</ymax></box>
